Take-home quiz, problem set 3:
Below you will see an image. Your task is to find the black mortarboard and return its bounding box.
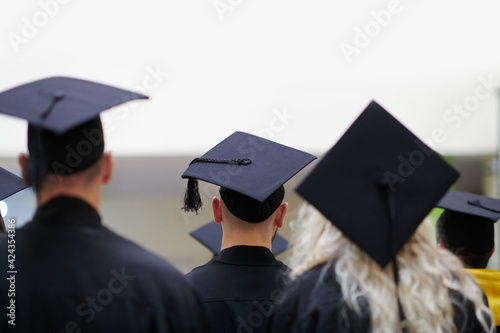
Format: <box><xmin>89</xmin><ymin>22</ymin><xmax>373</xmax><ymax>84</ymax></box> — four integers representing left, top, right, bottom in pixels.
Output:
<box><xmin>0</xmin><ymin>77</ymin><xmax>148</xmax><ymax>186</ymax></box>
<box><xmin>181</xmin><ymin>131</ymin><xmax>316</xmax><ymax>222</ymax></box>
<box><xmin>436</xmin><ymin>190</ymin><xmax>500</xmax><ymax>221</ymax></box>
<box><xmin>0</xmin><ymin>76</ymin><xmax>148</xmax><ymax>134</ymax></box>
<box><xmin>0</xmin><ymin>168</ymin><xmax>27</xmax><ymax>201</ymax></box>
<box><xmin>436</xmin><ymin>190</ymin><xmax>499</xmax><ymax>254</ymax></box>
<box><xmin>296</xmin><ymin>100</ymin><xmax>460</xmax><ymax>268</ymax></box>
<box><xmin>189</xmin><ymin>221</ymin><xmax>291</xmax><ymax>256</ymax></box>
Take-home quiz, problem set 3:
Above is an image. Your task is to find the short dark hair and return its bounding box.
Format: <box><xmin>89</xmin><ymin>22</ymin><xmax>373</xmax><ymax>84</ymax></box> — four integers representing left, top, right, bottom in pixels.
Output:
<box><xmin>220</xmin><ymin>185</ymin><xmax>285</xmax><ymax>223</ymax></box>
<box><xmin>436</xmin><ymin>210</ymin><xmax>494</xmax><ymax>269</ymax></box>
<box><xmin>27</xmin><ymin>117</ymin><xmax>104</xmax><ymax>191</ymax></box>
<box><xmin>448</xmin><ymin>248</ymin><xmax>492</xmax><ymax>269</ymax></box>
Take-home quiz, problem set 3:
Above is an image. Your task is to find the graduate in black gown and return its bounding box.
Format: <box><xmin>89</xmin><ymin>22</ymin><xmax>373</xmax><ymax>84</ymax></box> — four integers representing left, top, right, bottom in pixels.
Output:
<box><xmin>181</xmin><ymin>131</ymin><xmax>316</xmax><ymax>333</ymax></box>
<box><xmin>0</xmin><ymin>77</ymin><xmax>210</xmax><ymax>333</ymax></box>
<box><xmin>267</xmin><ymin>101</ymin><xmax>494</xmax><ymax>333</ymax></box>
<box><xmin>436</xmin><ymin>190</ymin><xmax>500</xmax><ymax>329</ymax></box>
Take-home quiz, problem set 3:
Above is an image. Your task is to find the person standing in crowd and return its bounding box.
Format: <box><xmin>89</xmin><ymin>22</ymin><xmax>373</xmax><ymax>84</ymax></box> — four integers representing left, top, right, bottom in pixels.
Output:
<box><xmin>268</xmin><ymin>101</ymin><xmax>493</xmax><ymax>333</ymax></box>
<box><xmin>436</xmin><ymin>189</ymin><xmax>500</xmax><ymax>329</ymax></box>
<box><xmin>0</xmin><ymin>167</ymin><xmax>27</xmax><ymax>232</ymax></box>
<box><xmin>0</xmin><ymin>77</ymin><xmax>210</xmax><ymax>332</ymax></box>
<box><xmin>182</xmin><ymin>131</ymin><xmax>316</xmax><ymax>333</ymax></box>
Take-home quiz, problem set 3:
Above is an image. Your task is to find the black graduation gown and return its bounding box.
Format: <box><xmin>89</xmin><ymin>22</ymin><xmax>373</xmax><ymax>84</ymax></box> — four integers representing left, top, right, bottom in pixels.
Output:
<box><xmin>267</xmin><ymin>263</ymin><xmax>490</xmax><ymax>333</ymax></box>
<box><xmin>186</xmin><ymin>245</ymin><xmax>289</xmax><ymax>333</ymax></box>
<box><xmin>0</xmin><ymin>196</ymin><xmax>210</xmax><ymax>333</ymax></box>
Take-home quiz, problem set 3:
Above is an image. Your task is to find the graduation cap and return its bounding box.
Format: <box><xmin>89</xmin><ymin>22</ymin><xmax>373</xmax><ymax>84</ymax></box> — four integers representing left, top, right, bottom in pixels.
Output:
<box><xmin>189</xmin><ymin>221</ymin><xmax>291</xmax><ymax>256</ymax></box>
<box><xmin>436</xmin><ymin>190</ymin><xmax>500</xmax><ymax>254</ymax></box>
<box><xmin>296</xmin><ymin>100</ymin><xmax>460</xmax><ymax>268</ymax></box>
<box><xmin>181</xmin><ymin>131</ymin><xmax>316</xmax><ymax>223</ymax></box>
<box><xmin>0</xmin><ymin>77</ymin><xmax>148</xmax><ymax>186</ymax></box>
<box><xmin>0</xmin><ymin>76</ymin><xmax>148</xmax><ymax>134</ymax></box>
<box><xmin>0</xmin><ymin>167</ymin><xmax>27</xmax><ymax>202</ymax></box>
<box><xmin>437</xmin><ymin>190</ymin><xmax>500</xmax><ymax>221</ymax></box>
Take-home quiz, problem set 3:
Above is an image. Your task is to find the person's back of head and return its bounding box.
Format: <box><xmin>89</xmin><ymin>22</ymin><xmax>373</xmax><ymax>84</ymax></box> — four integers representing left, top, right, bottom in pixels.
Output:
<box><xmin>212</xmin><ymin>186</ymin><xmax>288</xmax><ymax>249</ymax></box>
<box><xmin>18</xmin><ymin>117</ymin><xmax>113</xmax><ymax>209</ymax></box>
<box><xmin>25</xmin><ymin>117</ymin><xmax>105</xmax><ymax>191</ymax></box>
<box><xmin>284</xmin><ymin>101</ymin><xmax>492</xmax><ymax>332</ymax></box>
<box><xmin>0</xmin><ymin>77</ymin><xmax>147</xmax><ymax>206</ymax></box>
<box><xmin>180</xmin><ymin>131</ymin><xmax>316</xmax><ymax>250</ymax></box>
<box><xmin>219</xmin><ymin>185</ymin><xmax>285</xmax><ymax>223</ymax></box>
<box><xmin>436</xmin><ymin>210</ymin><xmax>494</xmax><ymax>269</ymax></box>
<box><xmin>290</xmin><ymin>204</ymin><xmax>493</xmax><ymax>332</ymax></box>
<box><xmin>435</xmin><ymin>189</ymin><xmax>500</xmax><ymax>269</ymax></box>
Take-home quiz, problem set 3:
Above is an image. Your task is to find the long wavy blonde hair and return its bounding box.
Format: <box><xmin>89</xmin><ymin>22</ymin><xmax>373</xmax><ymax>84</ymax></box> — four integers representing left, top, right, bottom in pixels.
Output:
<box><xmin>288</xmin><ymin>204</ymin><xmax>494</xmax><ymax>333</ymax></box>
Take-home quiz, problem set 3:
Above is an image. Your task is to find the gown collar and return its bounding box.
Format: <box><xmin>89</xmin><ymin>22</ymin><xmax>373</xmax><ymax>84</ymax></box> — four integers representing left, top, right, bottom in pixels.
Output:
<box><xmin>31</xmin><ymin>195</ymin><xmax>102</xmax><ymax>227</ymax></box>
<box><xmin>216</xmin><ymin>245</ymin><xmax>279</xmax><ymax>266</ymax></box>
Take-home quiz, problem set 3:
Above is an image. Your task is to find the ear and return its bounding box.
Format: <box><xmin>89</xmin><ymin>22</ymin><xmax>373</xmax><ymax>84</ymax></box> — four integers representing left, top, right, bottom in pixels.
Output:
<box><xmin>274</xmin><ymin>202</ymin><xmax>288</xmax><ymax>229</ymax></box>
<box><xmin>18</xmin><ymin>153</ymin><xmax>32</xmax><ymax>186</ymax></box>
<box><xmin>101</xmin><ymin>152</ymin><xmax>113</xmax><ymax>184</ymax></box>
<box><xmin>212</xmin><ymin>197</ymin><xmax>223</xmax><ymax>223</ymax></box>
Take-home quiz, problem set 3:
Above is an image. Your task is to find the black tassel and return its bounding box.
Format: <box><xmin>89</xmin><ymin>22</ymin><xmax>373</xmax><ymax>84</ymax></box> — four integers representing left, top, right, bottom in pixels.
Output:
<box><xmin>181</xmin><ymin>157</ymin><xmax>252</xmax><ymax>213</ymax></box>
<box><xmin>182</xmin><ymin>177</ymin><xmax>203</xmax><ymax>213</ymax></box>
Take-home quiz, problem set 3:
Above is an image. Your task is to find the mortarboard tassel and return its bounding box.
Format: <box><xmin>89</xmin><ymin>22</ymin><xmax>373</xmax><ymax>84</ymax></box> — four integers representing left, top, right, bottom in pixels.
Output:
<box><xmin>182</xmin><ymin>177</ymin><xmax>203</xmax><ymax>213</ymax></box>
<box><xmin>40</xmin><ymin>91</ymin><xmax>65</xmax><ymax>119</ymax></box>
<box><xmin>27</xmin><ymin>125</ymin><xmax>51</xmax><ymax>190</ymax></box>
<box><xmin>182</xmin><ymin>157</ymin><xmax>253</xmax><ymax>214</ymax></box>
<box><xmin>379</xmin><ymin>176</ymin><xmax>407</xmax><ymax>332</ymax></box>
<box><xmin>467</xmin><ymin>200</ymin><xmax>500</xmax><ymax>214</ymax></box>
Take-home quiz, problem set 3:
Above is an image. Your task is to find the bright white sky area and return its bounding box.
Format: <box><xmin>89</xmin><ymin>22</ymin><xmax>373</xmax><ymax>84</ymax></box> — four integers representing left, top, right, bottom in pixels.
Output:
<box><xmin>1</xmin><ymin>0</ymin><xmax>499</xmax><ymax>157</ymax></box>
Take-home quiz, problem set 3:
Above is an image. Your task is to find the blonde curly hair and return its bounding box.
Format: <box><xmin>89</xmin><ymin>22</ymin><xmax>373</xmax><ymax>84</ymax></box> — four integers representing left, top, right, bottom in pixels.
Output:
<box><xmin>288</xmin><ymin>204</ymin><xmax>494</xmax><ymax>333</ymax></box>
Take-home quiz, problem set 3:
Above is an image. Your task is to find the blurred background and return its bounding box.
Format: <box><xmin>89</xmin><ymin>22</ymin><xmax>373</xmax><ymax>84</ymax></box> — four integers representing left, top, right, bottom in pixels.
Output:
<box><xmin>1</xmin><ymin>0</ymin><xmax>500</xmax><ymax>271</ymax></box>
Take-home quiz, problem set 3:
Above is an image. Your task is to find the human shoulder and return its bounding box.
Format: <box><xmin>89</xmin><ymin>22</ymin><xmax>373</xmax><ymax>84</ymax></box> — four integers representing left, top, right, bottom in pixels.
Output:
<box><xmin>185</xmin><ymin>256</ymin><xmax>222</xmax><ymax>282</ymax></box>
<box><xmin>271</xmin><ymin>262</ymin><xmax>371</xmax><ymax>333</ymax></box>
<box><xmin>106</xmin><ymin>230</ymin><xmax>185</xmax><ymax>276</ymax></box>
<box><xmin>281</xmin><ymin>263</ymin><xmax>341</xmax><ymax>306</ymax></box>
